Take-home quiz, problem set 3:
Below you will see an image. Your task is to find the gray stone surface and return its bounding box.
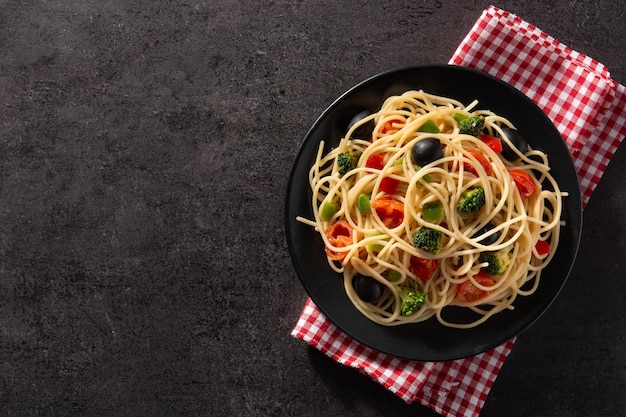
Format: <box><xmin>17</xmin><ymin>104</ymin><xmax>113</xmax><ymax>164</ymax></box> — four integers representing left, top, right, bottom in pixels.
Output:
<box><xmin>0</xmin><ymin>1</ymin><xmax>625</xmax><ymax>416</ymax></box>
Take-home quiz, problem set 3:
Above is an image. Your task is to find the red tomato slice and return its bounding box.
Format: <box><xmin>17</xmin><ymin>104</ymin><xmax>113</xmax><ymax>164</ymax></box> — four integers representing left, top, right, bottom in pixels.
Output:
<box><xmin>365</xmin><ymin>154</ymin><xmax>384</xmax><ymax>170</ymax></box>
<box><xmin>379</xmin><ymin>116</ymin><xmax>405</xmax><ymax>135</ymax></box>
<box><xmin>480</xmin><ymin>134</ymin><xmax>503</xmax><ymax>153</ymax></box>
<box><xmin>409</xmin><ymin>256</ymin><xmax>439</xmax><ymax>281</ymax></box>
<box><xmin>457</xmin><ymin>271</ymin><xmax>494</xmax><ymax>303</ymax></box>
<box><xmin>325</xmin><ymin>220</ymin><xmax>353</xmax><ymax>260</ymax></box>
<box><xmin>371</xmin><ymin>197</ymin><xmax>404</xmax><ymax>228</ymax></box>
<box><xmin>464</xmin><ymin>150</ymin><xmax>493</xmax><ymax>176</ymax></box>
<box><xmin>380</xmin><ymin>177</ymin><xmax>399</xmax><ymax>194</ymax></box>
<box><xmin>509</xmin><ymin>169</ymin><xmax>538</xmax><ymax>199</ymax></box>
<box><xmin>535</xmin><ymin>239</ymin><xmax>551</xmax><ymax>256</ymax></box>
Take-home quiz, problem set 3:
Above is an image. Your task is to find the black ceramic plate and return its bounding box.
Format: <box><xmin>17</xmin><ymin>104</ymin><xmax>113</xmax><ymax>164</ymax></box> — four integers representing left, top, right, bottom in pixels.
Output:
<box><xmin>285</xmin><ymin>65</ymin><xmax>582</xmax><ymax>361</ymax></box>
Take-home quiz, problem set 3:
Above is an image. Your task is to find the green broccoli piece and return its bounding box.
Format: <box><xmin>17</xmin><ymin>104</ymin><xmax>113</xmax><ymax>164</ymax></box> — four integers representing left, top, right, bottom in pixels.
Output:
<box><xmin>399</xmin><ymin>286</ymin><xmax>426</xmax><ymax>316</ymax></box>
<box><xmin>412</xmin><ymin>226</ymin><xmax>444</xmax><ymax>254</ymax></box>
<box><xmin>458</xmin><ymin>115</ymin><xmax>485</xmax><ymax>136</ymax></box>
<box><xmin>479</xmin><ymin>250</ymin><xmax>512</xmax><ymax>276</ymax></box>
<box><xmin>457</xmin><ymin>186</ymin><xmax>486</xmax><ymax>215</ymax></box>
<box><xmin>336</xmin><ymin>152</ymin><xmax>355</xmax><ymax>177</ymax></box>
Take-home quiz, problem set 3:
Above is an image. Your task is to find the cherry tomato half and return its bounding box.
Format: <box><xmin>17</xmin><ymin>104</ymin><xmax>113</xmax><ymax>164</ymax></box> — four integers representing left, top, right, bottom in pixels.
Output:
<box><xmin>457</xmin><ymin>271</ymin><xmax>495</xmax><ymax>304</ymax></box>
<box><xmin>371</xmin><ymin>197</ymin><xmax>404</xmax><ymax>228</ymax></box>
<box><xmin>379</xmin><ymin>116</ymin><xmax>405</xmax><ymax>136</ymax></box>
<box><xmin>509</xmin><ymin>169</ymin><xmax>538</xmax><ymax>199</ymax></box>
<box><xmin>480</xmin><ymin>134</ymin><xmax>503</xmax><ymax>153</ymax></box>
<box><xmin>325</xmin><ymin>220</ymin><xmax>352</xmax><ymax>261</ymax></box>
<box><xmin>464</xmin><ymin>150</ymin><xmax>493</xmax><ymax>176</ymax></box>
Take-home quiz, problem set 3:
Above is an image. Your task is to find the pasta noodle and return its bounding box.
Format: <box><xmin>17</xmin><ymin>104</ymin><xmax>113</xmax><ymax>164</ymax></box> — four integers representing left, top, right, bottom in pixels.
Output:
<box><xmin>297</xmin><ymin>90</ymin><xmax>566</xmax><ymax>329</ymax></box>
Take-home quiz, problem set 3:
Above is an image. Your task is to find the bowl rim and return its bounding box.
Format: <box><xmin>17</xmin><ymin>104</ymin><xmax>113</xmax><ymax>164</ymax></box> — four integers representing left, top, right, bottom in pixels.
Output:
<box><xmin>285</xmin><ymin>64</ymin><xmax>583</xmax><ymax>361</ymax></box>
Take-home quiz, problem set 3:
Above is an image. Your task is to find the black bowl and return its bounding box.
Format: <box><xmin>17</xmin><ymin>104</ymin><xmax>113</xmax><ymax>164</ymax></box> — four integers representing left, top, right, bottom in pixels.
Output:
<box><xmin>285</xmin><ymin>65</ymin><xmax>582</xmax><ymax>361</ymax></box>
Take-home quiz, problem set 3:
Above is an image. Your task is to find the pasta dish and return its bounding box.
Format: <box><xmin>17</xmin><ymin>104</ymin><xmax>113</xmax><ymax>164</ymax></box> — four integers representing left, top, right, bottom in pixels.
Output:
<box><xmin>297</xmin><ymin>90</ymin><xmax>566</xmax><ymax>328</ymax></box>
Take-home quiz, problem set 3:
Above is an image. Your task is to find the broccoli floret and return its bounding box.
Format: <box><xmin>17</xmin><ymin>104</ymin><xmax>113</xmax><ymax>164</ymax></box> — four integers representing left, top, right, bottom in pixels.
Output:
<box><xmin>399</xmin><ymin>286</ymin><xmax>426</xmax><ymax>316</ymax></box>
<box><xmin>412</xmin><ymin>226</ymin><xmax>444</xmax><ymax>254</ymax></box>
<box><xmin>479</xmin><ymin>250</ymin><xmax>512</xmax><ymax>276</ymax></box>
<box><xmin>457</xmin><ymin>186</ymin><xmax>485</xmax><ymax>215</ymax></box>
<box><xmin>336</xmin><ymin>152</ymin><xmax>355</xmax><ymax>177</ymax></box>
<box><xmin>458</xmin><ymin>115</ymin><xmax>485</xmax><ymax>136</ymax></box>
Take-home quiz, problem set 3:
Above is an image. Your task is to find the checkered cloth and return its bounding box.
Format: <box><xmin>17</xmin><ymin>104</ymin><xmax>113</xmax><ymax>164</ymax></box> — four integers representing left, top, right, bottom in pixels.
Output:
<box><xmin>292</xmin><ymin>5</ymin><xmax>626</xmax><ymax>417</ymax></box>
<box><xmin>451</xmin><ymin>5</ymin><xmax>626</xmax><ymax>207</ymax></box>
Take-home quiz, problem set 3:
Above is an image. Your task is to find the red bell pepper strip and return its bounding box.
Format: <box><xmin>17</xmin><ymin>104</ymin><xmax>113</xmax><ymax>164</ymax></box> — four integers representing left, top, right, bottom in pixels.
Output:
<box><xmin>380</xmin><ymin>177</ymin><xmax>399</xmax><ymax>194</ymax></box>
<box><xmin>409</xmin><ymin>256</ymin><xmax>438</xmax><ymax>281</ymax></box>
<box><xmin>535</xmin><ymin>239</ymin><xmax>551</xmax><ymax>256</ymax></box>
<box><xmin>365</xmin><ymin>154</ymin><xmax>384</xmax><ymax>170</ymax></box>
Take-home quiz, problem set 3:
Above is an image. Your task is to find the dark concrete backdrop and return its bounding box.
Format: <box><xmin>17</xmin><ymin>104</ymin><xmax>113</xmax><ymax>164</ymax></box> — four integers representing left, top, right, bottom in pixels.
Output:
<box><xmin>1</xmin><ymin>1</ymin><xmax>625</xmax><ymax>416</ymax></box>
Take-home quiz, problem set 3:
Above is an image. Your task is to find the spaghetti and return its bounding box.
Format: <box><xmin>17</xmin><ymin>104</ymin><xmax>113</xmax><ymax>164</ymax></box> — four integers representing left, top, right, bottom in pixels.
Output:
<box><xmin>297</xmin><ymin>90</ymin><xmax>566</xmax><ymax>328</ymax></box>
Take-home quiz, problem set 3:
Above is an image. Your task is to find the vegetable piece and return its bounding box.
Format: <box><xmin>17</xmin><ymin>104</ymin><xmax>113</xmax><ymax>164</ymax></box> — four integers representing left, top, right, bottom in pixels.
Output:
<box><xmin>416</xmin><ymin>173</ymin><xmax>431</xmax><ymax>187</ymax></box>
<box><xmin>457</xmin><ymin>271</ymin><xmax>494</xmax><ymax>303</ymax></box>
<box><xmin>357</xmin><ymin>193</ymin><xmax>371</xmax><ymax>213</ymax></box>
<box><xmin>365</xmin><ymin>154</ymin><xmax>384</xmax><ymax>170</ymax></box>
<box><xmin>509</xmin><ymin>169</ymin><xmax>538</xmax><ymax>199</ymax></box>
<box><xmin>347</xmin><ymin>110</ymin><xmax>374</xmax><ymax>140</ymax></box>
<box><xmin>472</xmin><ymin>222</ymin><xmax>501</xmax><ymax>246</ymax></box>
<box><xmin>320</xmin><ymin>202</ymin><xmax>338</xmax><ymax>221</ymax></box>
<box><xmin>366</xmin><ymin>232</ymin><xmax>385</xmax><ymax>253</ymax></box>
<box><xmin>325</xmin><ymin>220</ymin><xmax>352</xmax><ymax>261</ymax></box>
<box><xmin>535</xmin><ymin>239</ymin><xmax>551</xmax><ymax>256</ymax></box>
<box><xmin>422</xmin><ymin>201</ymin><xmax>444</xmax><ymax>223</ymax></box>
<box><xmin>452</xmin><ymin>113</ymin><xmax>467</xmax><ymax>122</ymax></box>
<box><xmin>500</xmin><ymin>128</ymin><xmax>528</xmax><ymax>161</ymax></box>
<box><xmin>386</xmin><ymin>270</ymin><xmax>402</xmax><ymax>282</ymax></box>
<box><xmin>411</xmin><ymin>227</ymin><xmax>445</xmax><ymax>255</ymax></box>
<box><xmin>353</xmin><ymin>274</ymin><xmax>385</xmax><ymax>303</ymax></box>
<box><xmin>480</xmin><ymin>134</ymin><xmax>503</xmax><ymax>153</ymax></box>
<box><xmin>371</xmin><ymin>197</ymin><xmax>404</xmax><ymax>228</ymax></box>
<box><xmin>380</xmin><ymin>116</ymin><xmax>405</xmax><ymax>135</ymax></box>
<box><xmin>417</xmin><ymin>119</ymin><xmax>440</xmax><ymax>133</ymax></box>
<box><xmin>464</xmin><ymin>150</ymin><xmax>493</xmax><ymax>176</ymax></box>
<box><xmin>479</xmin><ymin>250</ymin><xmax>512</xmax><ymax>276</ymax></box>
<box><xmin>458</xmin><ymin>115</ymin><xmax>485</xmax><ymax>136</ymax></box>
<box><xmin>457</xmin><ymin>186</ymin><xmax>486</xmax><ymax>215</ymax></box>
<box><xmin>399</xmin><ymin>286</ymin><xmax>427</xmax><ymax>316</ymax></box>
<box><xmin>411</xmin><ymin>137</ymin><xmax>443</xmax><ymax>166</ymax></box>
<box><xmin>380</xmin><ymin>177</ymin><xmax>399</xmax><ymax>194</ymax></box>
<box><xmin>337</xmin><ymin>153</ymin><xmax>355</xmax><ymax>177</ymax></box>
<box><xmin>409</xmin><ymin>256</ymin><xmax>439</xmax><ymax>281</ymax></box>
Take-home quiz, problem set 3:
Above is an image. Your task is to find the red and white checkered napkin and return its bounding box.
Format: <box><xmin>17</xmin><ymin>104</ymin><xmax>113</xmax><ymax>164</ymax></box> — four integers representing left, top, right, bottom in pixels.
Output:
<box><xmin>292</xmin><ymin>298</ymin><xmax>516</xmax><ymax>415</ymax></box>
<box><xmin>292</xmin><ymin>5</ymin><xmax>626</xmax><ymax>417</ymax></box>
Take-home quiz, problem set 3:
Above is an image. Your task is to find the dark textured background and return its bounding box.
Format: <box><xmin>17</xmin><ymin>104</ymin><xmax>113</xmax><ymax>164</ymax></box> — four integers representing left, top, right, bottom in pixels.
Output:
<box><xmin>1</xmin><ymin>1</ymin><xmax>625</xmax><ymax>416</ymax></box>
